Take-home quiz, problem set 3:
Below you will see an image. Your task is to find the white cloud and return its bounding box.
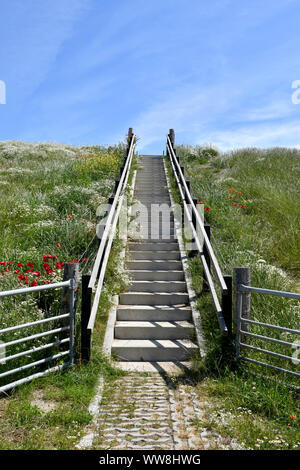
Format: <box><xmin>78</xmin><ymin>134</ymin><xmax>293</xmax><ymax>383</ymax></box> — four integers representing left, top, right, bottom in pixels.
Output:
<box><xmin>204</xmin><ymin>121</ymin><xmax>300</xmax><ymax>150</ymax></box>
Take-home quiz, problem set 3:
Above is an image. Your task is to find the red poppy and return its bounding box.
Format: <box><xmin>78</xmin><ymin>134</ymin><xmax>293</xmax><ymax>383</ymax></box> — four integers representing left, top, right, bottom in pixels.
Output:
<box><xmin>290</xmin><ymin>414</ymin><xmax>295</xmax><ymax>419</ymax></box>
<box><xmin>42</xmin><ymin>263</ymin><xmax>51</xmax><ymax>273</ymax></box>
<box><xmin>25</xmin><ymin>269</ymin><xmax>33</xmax><ymax>273</ymax></box>
<box><xmin>17</xmin><ymin>263</ymin><xmax>23</xmax><ymax>268</ymax></box>
<box><xmin>198</xmin><ymin>201</ymin><xmax>204</xmax><ymax>204</ymax></box>
<box><xmin>204</xmin><ymin>207</ymin><xmax>210</xmax><ymax>211</ymax></box>
<box><xmin>18</xmin><ymin>274</ymin><xmax>26</xmax><ymax>280</ymax></box>
<box><xmin>82</xmin><ymin>257</ymin><xmax>88</xmax><ymax>262</ymax></box>
<box><xmin>240</xmin><ymin>205</ymin><xmax>246</xmax><ymax>208</ymax></box>
<box><xmin>229</xmin><ymin>196</ymin><xmax>233</xmax><ymax>199</ymax></box>
<box><xmin>33</xmin><ymin>271</ymin><xmax>41</xmax><ymax>277</ymax></box>
<box><xmin>30</xmin><ymin>280</ymin><xmax>38</xmax><ymax>287</ymax></box>
<box><xmin>57</xmin><ymin>243</ymin><xmax>61</xmax><ymax>248</ymax></box>
<box><xmin>0</xmin><ymin>261</ymin><xmax>5</xmax><ymax>266</ymax></box>
<box><xmin>55</xmin><ymin>261</ymin><xmax>64</xmax><ymax>269</ymax></box>
<box><xmin>67</xmin><ymin>215</ymin><xmax>72</xmax><ymax>219</ymax></box>
<box><xmin>26</xmin><ymin>262</ymin><xmax>34</xmax><ymax>268</ymax></box>
<box><xmin>14</xmin><ymin>269</ymin><xmax>20</xmax><ymax>274</ymax></box>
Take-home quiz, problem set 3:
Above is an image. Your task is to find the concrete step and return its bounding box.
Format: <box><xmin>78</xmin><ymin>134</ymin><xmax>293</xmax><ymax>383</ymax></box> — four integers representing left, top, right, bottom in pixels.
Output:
<box><xmin>128</xmin><ymin>242</ymin><xmax>178</xmax><ymax>251</ymax></box>
<box><xmin>114</xmin><ymin>321</ymin><xmax>194</xmax><ymax>339</ymax></box>
<box><xmin>134</xmin><ymin>196</ymin><xmax>171</xmax><ymax>201</ymax></box>
<box><xmin>128</xmin><ymin>251</ymin><xmax>180</xmax><ymax>260</ymax></box>
<box><xmin>116</xmin><ymin>305</ymin><xmax>192</xmax><ymax>321</ymax></box>
<box><xmin>112</xmin><ymin>339</ymin><xmax>198</xmax><ymax>361</ymax></box>
<box><xmin>126</xmin><ymin>260</ymin><xmax>182</xmax><ymax>270</ymax></box>
<box><xmin>130</xmin><ymin>270</ymin><xmax>184</xmax><ymax>281</ymax></box>
<box><xmin>114</xmin><ymin>361</ymin><xmax>192</xmax><ymax>375</ymax></box>
<box><xmin>129</xmin><ymin>238</ymin><xmax>177</xmax><ymax>243</ymax></box>
<box><xmin>132</xmin><ymin>219</ymin><xmax>174</xmax><ymax>227</ymax></box>
<box><xmin>119</xmin><ymin>292</ymin><xmax>189</xmax><ymax>305</ymax></box>
<box><xmin>129</xmin><ymin>280</ymin><xmax>187</xmax><ymax>293</ymax></box>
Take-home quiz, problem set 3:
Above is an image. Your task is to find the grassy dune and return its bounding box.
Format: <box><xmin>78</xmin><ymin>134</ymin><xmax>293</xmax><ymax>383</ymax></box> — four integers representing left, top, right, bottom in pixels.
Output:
<box><xmin>167</xmin><ymin>145</ymin><xmax>300</xmax><ymax>449</ymax></box>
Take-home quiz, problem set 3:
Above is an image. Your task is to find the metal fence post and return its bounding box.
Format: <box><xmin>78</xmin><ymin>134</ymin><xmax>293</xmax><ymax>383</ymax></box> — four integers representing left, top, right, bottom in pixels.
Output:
<box><xmin>69</xmin><ymin>278</ymin><xmax>75</xmax><ymax>364</ymax></box>
<box><xmin>60</xmin><ymin>263</ymin><xmax>79</xmax><ymax>353</ymax></box>
<box><xmin>233</xmin><ymin>267</ymin><xmax>251</xmax><ymax>343</ymax></box>
<box><xmin>81</xmin><ymin>274</ymin><xmax>92</xmax><ymax>362</ymax></box>
<box><xmin>202</xmin><ymin>224</ymin><xmax>211</xmax><ymax>292</ymax></box>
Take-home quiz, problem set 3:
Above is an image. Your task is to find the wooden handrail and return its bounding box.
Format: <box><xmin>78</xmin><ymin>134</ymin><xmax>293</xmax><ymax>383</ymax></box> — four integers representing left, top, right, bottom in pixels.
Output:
<box><xmin>167</xmin><ymin>143</ymin><xmax>228</xmax><ymax>335</ymax></box>
<box><xmin>167</xmin><ymin>135</ymin><xmax>227</xmax><ymax>292</ymax></box>
<box><xmin>87</xmin><ymin>133</ymin><xmax>136</xmax><ymax>331</ymax></box>
<box><xmin>88</xmin><ymin>135</ymin><xmax>136</xmax><ymax>291</ymax></box>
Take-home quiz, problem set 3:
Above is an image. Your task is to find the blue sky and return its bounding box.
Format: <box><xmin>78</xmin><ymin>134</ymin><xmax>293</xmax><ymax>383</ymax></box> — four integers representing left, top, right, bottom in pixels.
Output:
<box><xmin>1</xmin><ymin>0</ymin><xmax>300</xmax><ymax>153</ymax></box>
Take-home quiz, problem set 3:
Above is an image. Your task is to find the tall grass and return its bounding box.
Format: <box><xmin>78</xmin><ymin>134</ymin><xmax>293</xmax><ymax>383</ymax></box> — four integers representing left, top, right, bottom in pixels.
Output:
<box><xmin>165</xmin><ymin>145</ymin><xmax>299</xmax><ymax>449</ymax></box>
<box><xmin>0</xmin><ymin>140</ymin><xmax>125</xmax><ymax>388</ymax></box>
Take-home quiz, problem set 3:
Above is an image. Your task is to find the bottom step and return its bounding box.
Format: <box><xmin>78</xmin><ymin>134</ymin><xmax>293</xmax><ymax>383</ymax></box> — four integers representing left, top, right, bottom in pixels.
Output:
<box><xmin>114</xmin><ymin>361</ymin><xmax>192</xmax><ymax>375</ymax></box>
<box><xmin>112</xmin><ymin>339</ymin><xmax>198</xmax><ymax>361</ymax></box>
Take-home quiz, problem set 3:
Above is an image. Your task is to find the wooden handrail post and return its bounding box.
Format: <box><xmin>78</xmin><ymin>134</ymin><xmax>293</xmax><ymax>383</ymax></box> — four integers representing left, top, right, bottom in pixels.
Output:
<box><xmin>169</xmin><ymin>128</ymin><xmax>175</xmax><ymax>147</ymax></box>
<box><xmin>185</xmin><ymin>179</ymin><xmax>191</xmax><ymax>200</ymax></box>
<box><xmin>189</xmin><ymin>197</ymin><xmax>199</xmax><ymax>257</ymax></box>
<box><xmin>126</xmin><ymin>127</ymin><xmax>133</xmax><ymax>156</ymax></box>
<box><xmin>81</xmin><ymin>274</ymin><xmax>92</xmax><ymax>362</ymax></box>
<box><xmin>202</xmin><ymin>224</ymin><xmax>211</xmax><ymax>292</ymax></box>
<box><xmin>222</xmin><ymin>275</ymin><xmax>232</xmax><ymax>336</ymax></box>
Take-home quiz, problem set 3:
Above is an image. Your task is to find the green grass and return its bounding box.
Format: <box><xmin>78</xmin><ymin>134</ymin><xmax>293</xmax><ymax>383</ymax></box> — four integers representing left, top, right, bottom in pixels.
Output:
<box><xmin>165</xmin><ymin>145</ymin><xmax>300</xmax><ymax>450</ymax></box>
<box><xmin>0</xmin><ymin>140</ymin><xmax>133</xmax><ymax>449</ymax></box>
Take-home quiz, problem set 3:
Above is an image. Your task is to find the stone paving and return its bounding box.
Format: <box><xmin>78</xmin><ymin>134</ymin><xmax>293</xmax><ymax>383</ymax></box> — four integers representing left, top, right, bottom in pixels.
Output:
<box><xmin>89</xmin><ymin>373</ymin><xmax>241</xmax><ymax>450</ymax></box>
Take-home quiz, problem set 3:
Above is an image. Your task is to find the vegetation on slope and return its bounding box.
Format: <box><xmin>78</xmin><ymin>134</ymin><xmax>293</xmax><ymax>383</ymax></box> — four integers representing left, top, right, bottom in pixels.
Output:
<box><xmin>166</xmin><ymin>145</ymin><xmax>300</xmax><ymax>450</ymax></box>
<box><xmin>0</xmin><ymin>140</ymin><xmax>129</xmax><ymax>449</ymax></box>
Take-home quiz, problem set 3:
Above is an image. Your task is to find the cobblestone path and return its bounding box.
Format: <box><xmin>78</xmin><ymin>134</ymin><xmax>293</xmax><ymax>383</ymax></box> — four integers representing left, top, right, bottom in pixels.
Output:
<box><xmin>89</xmin><ymin>373</ymin><xmax>241</xmax><ymax>450</ymax></box>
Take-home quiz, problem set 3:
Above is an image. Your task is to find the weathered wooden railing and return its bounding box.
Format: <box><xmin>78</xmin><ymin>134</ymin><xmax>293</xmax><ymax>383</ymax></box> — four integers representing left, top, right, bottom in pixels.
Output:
<box><xmin>166</xmin><ymin>129</ymin><xmax>232</xmax><ymax>337</ymax></box>
<box><xmin>81</xmin><ymin>128</ymin><xmax>136</xmax><ymax>361</ymax></box>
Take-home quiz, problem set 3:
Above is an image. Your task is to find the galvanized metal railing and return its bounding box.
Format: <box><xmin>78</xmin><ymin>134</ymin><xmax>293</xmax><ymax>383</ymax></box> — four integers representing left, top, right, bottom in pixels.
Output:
<box><xmin>236</xmin><ymin>284</ymin><xmax>300</xmax><ymax>378</ymax></box>
<box><xmin>166</xmin><ymin>131</ymin><xmax>231</xmax><ymax>336</ymax></box>
<box><xmin>81</xmin><ymin>129</ymin><xmax>136</xmax><ymax>360</ymax></box>
<box><xmin>0</xmin><ymin>279</ymin><xmax>75</xmax><ymax>394</ymax></box>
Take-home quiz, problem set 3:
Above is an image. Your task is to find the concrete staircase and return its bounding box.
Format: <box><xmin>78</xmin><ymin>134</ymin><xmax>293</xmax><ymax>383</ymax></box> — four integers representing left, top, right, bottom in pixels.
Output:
<box><xmin>111</xmin><ymin>155</ymin><xmax>198</xmax><ymax>370</ymax></box>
